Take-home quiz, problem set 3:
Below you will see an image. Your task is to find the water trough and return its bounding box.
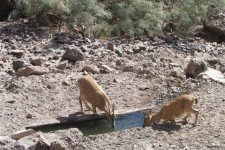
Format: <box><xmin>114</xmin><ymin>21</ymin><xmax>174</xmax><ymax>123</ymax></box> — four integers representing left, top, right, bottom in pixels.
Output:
<box><xmin>26</xmin><ymin>108</ymin><xmax>148</xmax><ymax>136</ymax></box>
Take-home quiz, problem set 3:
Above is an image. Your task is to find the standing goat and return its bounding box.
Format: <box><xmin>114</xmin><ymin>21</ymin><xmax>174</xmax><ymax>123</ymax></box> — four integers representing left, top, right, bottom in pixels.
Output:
<box><xmin>78</xmin><ymin>75</ymin><xmax>115</xmax><ymax>128</ymax></box>
<box><xmin>143</xmin><ymin>94</ymin><xmax>199</xmax><ymax>127</ymax></box>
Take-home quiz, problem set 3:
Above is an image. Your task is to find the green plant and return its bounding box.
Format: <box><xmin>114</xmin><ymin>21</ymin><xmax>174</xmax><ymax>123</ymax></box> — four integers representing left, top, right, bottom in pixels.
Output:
<box><xmin>11</xmin><ymin>0</ymin><xmax>70</xmax><ymax>26</ymax></box>
<box><xmin>10</xmin><ymin>0</ymin><xmax>225</xmax><ymax>38</ymax></box>
<box><xmin>67</xmin><ymin>0</ymin><xmax>111</xmax><ymax>38</ymax></box>
<box><xmin>167</xmin><ymin>0</ymin><xmax>225</xmax><ymax>36</ymax></box>
<box><xmin>109</xmin><ymin>0</ymin><xmax>166</xmax><ymax>37</ymax></box>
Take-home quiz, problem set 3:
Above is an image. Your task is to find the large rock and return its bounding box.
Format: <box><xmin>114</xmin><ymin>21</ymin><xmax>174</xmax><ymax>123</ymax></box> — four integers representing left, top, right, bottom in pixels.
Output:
<box><xmin>0</xmin><ymin>0</ymin><xmax>15</xmax><ymax>21</ymax></box>
<box><xmin>197</xmin><ymin>67</ymin><xmax>225</xmax><ymax>83</ymax></box>
<box><xmin>203</xmin><ymin>10</ymin><xmax>225</xmax><ymax>38</ymax></box>
<box><xmin>16</xmin><ymin>66</ymin><xmax>49</xmax><ymax>77</ymax></box>
<box><xmin>186</xmin><ymin>58</ymin><xmax>207</xmax><ymax>78</ymax></box>
<box><xmin>62</xmin><ymin>46</ymin><xmax>84</xmax><ymax>62</ymax></box>
<box><xmin>4</xmin><ymin>132</ymin><xmax>45</xmax><ymax>150</ymax></box>
<box><xmin>44</xmin><ymin>128</ymin><xmax>83</xmax><ymax>150</ymax></box>
<box><xmin>3</xmin><ymin>128</ymin><xmax>83</xmax><ymax>150</ymax></box>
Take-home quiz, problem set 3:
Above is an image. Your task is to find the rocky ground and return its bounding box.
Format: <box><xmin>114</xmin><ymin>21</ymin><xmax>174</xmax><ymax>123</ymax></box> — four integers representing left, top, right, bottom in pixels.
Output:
<box><xmin>0</xmin><ymin>20</ymin><xmax>225</xmax><ymax>150</ymax></box>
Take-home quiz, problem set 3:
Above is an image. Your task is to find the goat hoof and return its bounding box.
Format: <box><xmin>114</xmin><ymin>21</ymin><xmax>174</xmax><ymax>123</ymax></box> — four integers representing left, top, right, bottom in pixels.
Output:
<box><xmin>182</xmin><ymin>121</ymin><xmax>188</xmax><ymax>125</ymax></box>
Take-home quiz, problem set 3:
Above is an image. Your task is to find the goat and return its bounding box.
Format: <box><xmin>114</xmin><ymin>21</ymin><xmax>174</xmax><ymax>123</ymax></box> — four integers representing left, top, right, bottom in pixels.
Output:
<box><xmin>78</xmin><ymin>75</ymin><xmax>115</xmax><ymax>128</ymax></box>
<box><xmin>143</xmin><ymin>94</ymin><xmax>199</xmax><ymax>127</ymax></box>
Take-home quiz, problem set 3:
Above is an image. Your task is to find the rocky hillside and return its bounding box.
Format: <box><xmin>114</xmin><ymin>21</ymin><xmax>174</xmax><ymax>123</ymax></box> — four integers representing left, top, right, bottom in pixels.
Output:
<box><xmin>0</xmin><ymin>19</ymin><xmax>225</xmax><ymax>150</ymax></box>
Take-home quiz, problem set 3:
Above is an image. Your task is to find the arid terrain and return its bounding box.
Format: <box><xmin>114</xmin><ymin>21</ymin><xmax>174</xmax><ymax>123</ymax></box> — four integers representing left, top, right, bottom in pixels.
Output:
<box><xmin>0</xmin><ymin>20</ymin><xmax>225</xmax><ymax>150</ymax></box>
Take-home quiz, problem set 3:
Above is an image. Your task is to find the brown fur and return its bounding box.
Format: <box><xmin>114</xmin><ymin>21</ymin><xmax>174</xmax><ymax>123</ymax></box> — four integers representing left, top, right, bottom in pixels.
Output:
<box><xmin>78</xmin><ymin>75</ymin><xmax>115</xmax><ymax>127</ymax></box>
<box><xmin>143</xmin><ymin>94</ymin><xmax>199</xmax><ymax>127</ymax></box>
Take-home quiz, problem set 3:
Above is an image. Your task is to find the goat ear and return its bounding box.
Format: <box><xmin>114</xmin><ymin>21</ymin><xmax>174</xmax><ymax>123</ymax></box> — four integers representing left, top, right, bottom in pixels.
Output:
<box><xmin>145</xmin><ymin>109</ymin><xmax>152</xmax><ymax>114</ymax></box>
<box><xmin>144</xmin><ymin>109</ymin><xmax>152</xmax><ymax>118</ymax></box>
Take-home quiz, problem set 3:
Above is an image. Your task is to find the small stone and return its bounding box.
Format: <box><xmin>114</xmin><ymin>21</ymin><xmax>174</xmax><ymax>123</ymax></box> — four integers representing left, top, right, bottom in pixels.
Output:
<box><xmin>31</xmin><ymin>58</ymin><xmax>43</xmax><ymax>66</ymax></box>
<box><xmin>220</xmin><ymin>66</ymin><xmax>225</xmax><ymax>73</ymax></box>
<box><xmin>9</xmin><ymin>50</ymin><xmax>24</xmax><ymax>55</ymax></box>
<box><xmin>123</xmin><ymin>64</ymin><xmax>135</xmax><ymax>72</ymax></box>
<box><xmin>170</xmin><ymin>67</ymin><xmax>185</xmax><ymax>80</ymax></box>
<box><xmin>11</xmin><ymin>129</ymin><xmax>35</xmax><ymax>140</ymax></box>
<box><xmin>107</xmin><ymin>42</ymin><xmax>114</xmax><ymax>51</ymax></box>
<box><xmin>13</xmin><ymin>60</ymin><xmax>28</xmax><ymax>71</ymax></box>
<box><xmin>82</xmin><ymin>65</ymin><xmax>100</xmax><ymax>74</ymax></box>
<box><xmin>7</xmin><ymin>99</ymin><xmax>16</xmax><ymax>104</ymax></box>
<box><xmin>11</xmin><ymin>45</ymin><xmax>16</xmax><ymax>50</ymax></box>
<box><xmin>116</xmin><ymin>59</ymin><xmax>124</xmax><ymax>66</ymax></box>
<box><xmin>53</xmin><ymin>55</ymin><xmax>60</xmax><ymax>60</ymax></box>
<box><xmin>100</xmin><ymin>65</ymin><xmax>112</xmax><ymax>73</ymax></box>
<box><xmin>115</xmin><ymin>48</ymin><xmax>123</xmax><ymax>57</ymax></box>
<box><xmin>16</xmin><ymin>66</ymin><xmax>49</xmax><ymax>77</ymax></box>
<box><xmin>80</xmin><ymin>45</ymin><xmax>89</xmax><ymax>52</ymax></box>
<box><xmin>133</xmin><ymin>46</ymin><xmax>141</xmax><ymax>53</ymax></box>
<box><xmin>62</xmin><ymin>80</ymin><xmax>70</xmax><ymax>86</ymax></box>
<box><xmin>136</xmin><ymin>66</ymin><xmax>144</xmax><ymax>74</ymax></box>
<box><xmin>56</xmin><ymin>61</ymin><xmax>68</xmax><ymax>70</ymax></box>
<box><xmin>26</xmin><ymin>113</ymin><xmax>33</xmax><ymax>119</ymax></box>
<box><xmin>35</xmin><ymin>139</ymin><xmax>50</xmax><ymax>150</ymax></box>
<box><xmin>138</xmin><ymin>86</ymin><xmax>149</xmax><ymax>91</ymax></box>
<box><xmin>92</xmin><ymin>43</ymin><xmax>100</xmax><ymax>49</ymax></box>
<box><xmin>2</xmin><ymin>57</ymin><xmax>7</xmax><ymax>62</ymax></box>
<box><xmin>50</xmin><ymin>141</ymin><xmax>65</xmax><ymax>150</ymax></box>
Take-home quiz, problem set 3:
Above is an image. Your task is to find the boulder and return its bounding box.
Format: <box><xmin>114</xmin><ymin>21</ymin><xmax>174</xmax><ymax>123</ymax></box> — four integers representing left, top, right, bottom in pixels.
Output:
<box><xmin>3</xmin><ymin>128</ymin><xmax>83</xmax><ymax>150</ymax></box>
<box><xmin>203</xmin><ymin>10</ymin><xmax>225</xmax><ymax>38</ymax></box>
<box><xmin>197</xmin><ymin>67</ymin><xmax>225</xmax><ymax>83</ymax></box>
<box><xmin>62</xmin><ymin>46</ymin><xmax>84</xmax><ymax>62</ymax></box>
<box><xmin>186</xmin><ymin>58</ymin><xmax>207</xmax><ymax>78</ymax></box>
